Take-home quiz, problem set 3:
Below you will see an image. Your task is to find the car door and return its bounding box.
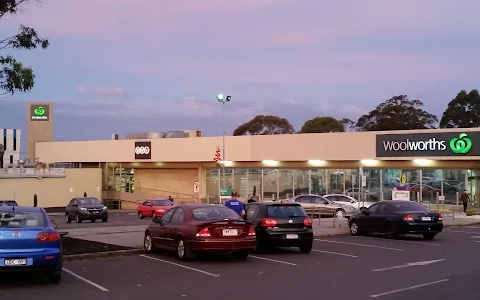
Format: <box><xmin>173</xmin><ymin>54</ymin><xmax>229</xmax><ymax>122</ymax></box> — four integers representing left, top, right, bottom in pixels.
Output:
<box><xmin>152</xmin><ymin>208</ymin><xmax>176</xmax><ymax>249</ymax></box>
<box><xmin>67</xmin><ymin>199</ymin><xmax>76</xmax><ymax>217</ymax></box>
<box><xmin>312</xmin><ymin>197</ymin><xmax>333</xmax><ymax>215</ymax></box>
<box><xmin>144</xmin><ymin>200</ymin><xmax>155</xmax><ymax>216</ymax></box>
<box><xmin>167</xmin><ymin>208</ymin><xmax>185</xmax><ymax>248</ymax></box>
<box><xmin>245</xmin><ymin>204</ymin><xmax>260</xmax><ymax>227</ymax></box>
<box><xmin>361</xmin><ymin>203</ymin><xmax>381</xmax><ymax>232</ymax></box>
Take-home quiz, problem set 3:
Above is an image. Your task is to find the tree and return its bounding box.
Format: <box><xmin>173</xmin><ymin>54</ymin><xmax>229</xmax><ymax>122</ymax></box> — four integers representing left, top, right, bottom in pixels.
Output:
<box><xmin>356</xmin><ymin>95</ymin><xmax>438</xmax><ymax>131</ymax></box>
<box><xmin>1</xmin><ymin>0</ymin><xmax>49</xmax><ymax>95</ymax></box>
<box><xmin>300</xmin><ymin>117</ymin><xmax>345</xmax><ymax>133</ymax></box>
<box><xmin>233</xmin><ymin>115</ymin><xmax>295</xmax><ymax>135</ymax></box>
<box><xmin>439</xmin><ymin>89</ymin><xmax>480</xmax><ymax>128</ymax></box>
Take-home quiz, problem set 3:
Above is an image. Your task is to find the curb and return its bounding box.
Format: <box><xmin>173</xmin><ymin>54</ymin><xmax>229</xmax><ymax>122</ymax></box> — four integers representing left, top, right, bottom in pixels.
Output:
<box><xmin>64</xmin><ymin>249</ymin><xmax>144</xmax><ymax>261</ymax></box>
<box><xmin>445</xmin><ymin>222</ymin><xmax>480</xmax><ymax>228</ymax></box>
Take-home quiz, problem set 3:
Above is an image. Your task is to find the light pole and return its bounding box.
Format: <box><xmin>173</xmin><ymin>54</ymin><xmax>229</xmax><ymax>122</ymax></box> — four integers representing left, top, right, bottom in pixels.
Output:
<box><xmin>216</xmin><ymin>94</ymin><xmax>231</xmax><ymax>189</ymax></box>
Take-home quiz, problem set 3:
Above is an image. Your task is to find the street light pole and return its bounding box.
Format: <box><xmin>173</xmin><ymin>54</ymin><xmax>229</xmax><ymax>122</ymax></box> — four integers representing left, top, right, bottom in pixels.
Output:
<box><xmin>217</xmin><ymin>94</ymin><xmax>231</xmax><ymax>190</ymax></box>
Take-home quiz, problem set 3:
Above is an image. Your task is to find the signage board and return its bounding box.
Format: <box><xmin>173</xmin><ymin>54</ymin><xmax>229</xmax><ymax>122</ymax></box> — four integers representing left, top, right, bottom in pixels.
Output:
<box><xmin>134</xmin><ymin>141</ymin><xmax>151</xmax><ymax>159</ymax></box>
<box><xmin>220</xmin><ymin>188</ymin><xmax>233</xmax><ymax>196</ymax></box>
<box><xmin>30</xmin><ymin>104</ymin><xmax>50</xmax><ymax>121</ymax></box>
<box><xmin>392</xmin><ymin>190</ymin><xmax>410</xmax><ymax>201</ymax></box>
<box><xmin>376</xmin><ymin>131</ymin><xmax>480</xmax><ymax>157</ymax></box>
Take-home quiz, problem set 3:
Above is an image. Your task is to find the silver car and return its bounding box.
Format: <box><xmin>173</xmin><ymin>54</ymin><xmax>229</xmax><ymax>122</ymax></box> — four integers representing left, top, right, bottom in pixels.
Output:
<box><xmin>281</xmin><ymin>194</ymin><xmax>357</xmax><ymax>218</ymax></box>
<box><xmin>323</xmin><ymin>194</ymin><xmax>376</xmax><ymax>211</ymax></box>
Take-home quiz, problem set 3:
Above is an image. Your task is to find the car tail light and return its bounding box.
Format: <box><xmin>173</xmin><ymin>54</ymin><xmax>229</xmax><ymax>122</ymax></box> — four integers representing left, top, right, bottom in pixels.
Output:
<box><xmin>247</xmin><ymin>226</ymin><xmax>256</xmax><ymax>236</ymax></box>
<box><xmin>402</xmin><ymin>214</ymin><xmax>414</xmax><ymax>222</ymax></box>
<box><xmin>260</xmin><ymin>218</ymin><xmax>278</xmax><ymax>227</ymax></box>
<box><xmin>36</xmin><ymin>232</ymin><xmax>60</xmax><ymax>242</ymax></box>
<box><xmin>195</xmin><ymin>227</ymin><xmax>211</xmax><ymax>238</ymax></box>
<box><xmin>438</xmin><ymin>214</ymin><xmax>443</xmax><ymax>221</ymax></box>
<box><xmin>304</xmin><ymin>217</ymin><xmax>312</xmax><ymax>226</ymax></box>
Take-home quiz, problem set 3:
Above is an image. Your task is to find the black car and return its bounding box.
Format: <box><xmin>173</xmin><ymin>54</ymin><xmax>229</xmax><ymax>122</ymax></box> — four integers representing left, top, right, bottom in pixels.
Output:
<box><xmin>65</xmin><ymin>197</ymin><xmax>108</xmax><ymax>223</ymax></box>
<box><xmin>245</xmin><ymin>202</ymin><xmax>313</xmax><ymax>253</ymax></box>
<box><xmin>0</xmin><ymin>200</ymin><xmax>18</xmax><ymax>207</ymax></box>
<box><xmin>348</xmin><ymin>200</ymin><xmax>443</xmax><ymax>240</ymax></box>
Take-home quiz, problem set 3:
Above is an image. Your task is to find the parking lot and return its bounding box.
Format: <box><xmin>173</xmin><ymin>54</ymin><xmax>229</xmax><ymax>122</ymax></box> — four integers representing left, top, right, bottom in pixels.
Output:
<box><xmin>2</xmin><ymin>225</ymin><xmax>480</xmax><ymax>300</ymax></box>
<box><xmin>51</xmin><ymin>211</ymin><xmax>151</xmax><ymax>229</ymax></box>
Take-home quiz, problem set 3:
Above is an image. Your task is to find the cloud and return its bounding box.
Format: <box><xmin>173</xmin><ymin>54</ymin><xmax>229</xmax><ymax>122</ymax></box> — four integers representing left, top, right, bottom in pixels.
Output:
<box><xmin>75</xmin><ymin>85</ymin><xmax>126</xmax><ymax>96</ymax></box>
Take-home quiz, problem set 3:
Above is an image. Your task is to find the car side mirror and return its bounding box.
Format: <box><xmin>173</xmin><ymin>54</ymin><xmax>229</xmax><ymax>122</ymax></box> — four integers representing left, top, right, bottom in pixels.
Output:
<box><xmin>71</xmin><ymin>204</ymin><xmax>78</xmax><ymax>207</ymax></box>
<box><xmin>152</xmin><ymin>216</ymin><xmax>160</xmax><ymax>223</ymax></box>
<box><xmin>362</xmin><ymin>210</ymin><xmax>369</xmax><ymax>215</ymax></box>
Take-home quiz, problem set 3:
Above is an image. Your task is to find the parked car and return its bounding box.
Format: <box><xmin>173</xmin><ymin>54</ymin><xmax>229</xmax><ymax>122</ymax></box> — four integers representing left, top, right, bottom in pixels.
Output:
<box><xmin>65</xmin><ymin>197</ymin><xmax>108</xmax><ymax>223</ymax></box>
<box><xmin>323</xmin><ymin>194</ymin><xmax>376</xmax><ymax>210</ymax></box>
<box><xmin>144</xmin><ymin>204</ymin><xmax>256</xmax><ymax>260</ymax></box>
<box><xmin>348</xmin><ymin>200</ymin><xmax>443</xmax><ymax>240</ymax></box>
<box><xmin>0</xmin><ymin>200</ymin><xmax>18</xmax><ymax>206</ymax></box>
<box><xmin>137</xmin><ymin>199</ymin><xmax>174</xmax><ymax>219</ymax></box>
<box><xmin>0</xmin><ymin>206</ymin><xmax>63</xmax><ymax>283</ymax></box>
<box><xmin>245</xmin><ymin>202</ymin><xmax>313</xmax><ymax>253</ymax></box>
<box><xmin>282</xmin><ymin>194</ymin><xmax>357</xmax><ymax>218</ymax></box>
<box><xmin>408</xmin><ymin>184</ymin><xmax>442</xmax><ymax>195</ymax></box>
<box><xmin>345</xmin><ymin>188</ymin><xmax>370</xmax><ymax>197</ymax></box>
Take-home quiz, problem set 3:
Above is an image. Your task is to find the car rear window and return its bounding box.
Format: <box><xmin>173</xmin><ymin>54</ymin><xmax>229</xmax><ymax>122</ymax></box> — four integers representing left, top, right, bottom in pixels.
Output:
<box><xmin>390</xmin><ymin>201</ymin><xmax>428</xmax><ymax>212</ymax></box>
<box><xmin>0</xmin><ymin>201</ymin><xmax>18</xmax><ymax>206</ymax></box>
<box><xmin>192</xmin><ymin>207</ymin><xmax>243</xmax><ymax>221</ymax></box>
<box><xmin>78</xmin><ymin>198</ymin><xmax>101</xmax><ymax>205</ymax></box>
<box><xmin>267</xmin><ymin>205</ymin><xmax>307</xmax><ymax>218</ymax></box>
<box><xmin>152</xmin><ymin>200</ymin><xmax>172</xmax><ymax>206</ymax></box>
<box><xmin>0</xmin><ymin>212</ymin><xmax>46</xmax><ymax>227</ymax></box>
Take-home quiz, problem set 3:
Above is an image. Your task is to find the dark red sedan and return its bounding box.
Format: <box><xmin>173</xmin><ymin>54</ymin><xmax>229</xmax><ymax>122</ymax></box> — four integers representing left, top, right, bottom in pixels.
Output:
<box><xmin>144</xmin><ymin>204</ymin><xmax>256</xmax><ymax>260</ymax></box>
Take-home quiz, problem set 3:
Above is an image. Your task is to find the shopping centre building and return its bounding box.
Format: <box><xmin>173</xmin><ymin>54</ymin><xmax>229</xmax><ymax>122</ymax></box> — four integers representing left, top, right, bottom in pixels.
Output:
<box><xmin>2</xmin><ymin>102</ymin><xmax>480</xmax><ymax>208</ymax></box>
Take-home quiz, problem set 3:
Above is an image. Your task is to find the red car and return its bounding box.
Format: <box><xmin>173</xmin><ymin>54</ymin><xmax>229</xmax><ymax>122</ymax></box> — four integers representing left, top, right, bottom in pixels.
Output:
<box><xmin>144</xmin><ymin>204</ymin><xmax>256</xmax><ymax>260</ymax></box>
<box><xmin>137</xmin><ymin>199</ymin><xmax>173</xmax><ymax>219</ymax></box>
<box><xmin>408</xmin><ymin>184</ymin><xmax>442</xmax><ymax>195</ymax></box>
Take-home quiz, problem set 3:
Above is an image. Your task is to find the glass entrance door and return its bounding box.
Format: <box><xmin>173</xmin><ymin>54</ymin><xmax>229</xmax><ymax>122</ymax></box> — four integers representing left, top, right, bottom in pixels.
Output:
<box><xmin>329</xmin><ymin>170</ymin><xmax>345</xmax><ymax>194</ymax></box>
<box><xmin>467</xmin><ymin>170</ymin><xmax>480</xmax><ymax>205</ymax></box>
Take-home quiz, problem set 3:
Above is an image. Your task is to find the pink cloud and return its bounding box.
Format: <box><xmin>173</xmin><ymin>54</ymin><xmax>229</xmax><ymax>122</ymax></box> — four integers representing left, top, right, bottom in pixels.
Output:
<box><xmin>75</xmin><ymin>85</ymin><xmax>126</xmax><ymax>96</ymax></box>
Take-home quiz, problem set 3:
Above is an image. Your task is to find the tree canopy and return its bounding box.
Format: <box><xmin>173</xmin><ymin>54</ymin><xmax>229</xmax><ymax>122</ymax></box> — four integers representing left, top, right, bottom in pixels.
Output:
<box><xmin>355</xmin><ymin>95</ymin><xmax>438</xmax><ymax>131</ymax></box>
<box><xmin>233</xmin><ymin>115</ymin><xmax>295</xmax><ymax>136</ymax></box>
<box><xmin>439</xmin><ymin>89</ymin><xmax>480</xmax><ymax>128</ymax></box>
<box><xmin>300</xmin><ymin>117</ymin><xmax>345</xmax><ymax>133</ymax></box>
<box><xmin>1</xmin><ymin>0</ymin><xmax>49</xmax><ymax>95</ymax></box>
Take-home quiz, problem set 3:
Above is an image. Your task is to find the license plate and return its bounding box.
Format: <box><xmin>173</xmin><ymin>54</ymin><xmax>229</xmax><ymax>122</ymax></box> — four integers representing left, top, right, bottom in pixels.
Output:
<box><xmin>222</xmin><ymin>229</ymin><xmax>238</xmax><ymax>236</ymax></box>
<box><xmin>92</xmin><ymin>211</ymin><xmax>99</xmax><ymax>214</ymax></box>
<box><xmin>4</xmin><ymin>259</ymin><xmax>26</xmax><ymax>266</ymax></box>
<box><xmin>286</xmin><ymin>234</ymin><xmax>298</xmax><ymax>239</ymax></box>
<box><xmin>421</xmin><ymin>217</ymin><xmax>432</xmax><ymax>221</ymax></box>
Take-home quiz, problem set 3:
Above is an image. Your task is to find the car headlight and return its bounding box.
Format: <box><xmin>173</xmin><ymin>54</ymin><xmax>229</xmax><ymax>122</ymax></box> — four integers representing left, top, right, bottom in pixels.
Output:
<box><xmin>102</xmin><ymin>206</ymin><xmax>107</xmax><ymax>210</ymax></box>
<box><xmin>79</xmin><ymin>207</ymin><xmax>87</xmax><ymax>211</ymax></box>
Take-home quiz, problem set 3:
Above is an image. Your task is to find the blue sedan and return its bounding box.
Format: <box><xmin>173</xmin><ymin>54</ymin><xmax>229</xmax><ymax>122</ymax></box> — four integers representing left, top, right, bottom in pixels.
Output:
<box><xmin>0</xmin><ymin>206</ymin><xmax>63</xmax><ymax>283</ymax></box>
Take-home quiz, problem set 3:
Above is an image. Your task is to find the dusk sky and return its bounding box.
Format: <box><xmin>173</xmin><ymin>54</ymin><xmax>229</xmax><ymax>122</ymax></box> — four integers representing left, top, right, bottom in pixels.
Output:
<box><xmin>2</xmin><ymin>0</ymin><xmax>480</xmax><ymax>148</ymax></box>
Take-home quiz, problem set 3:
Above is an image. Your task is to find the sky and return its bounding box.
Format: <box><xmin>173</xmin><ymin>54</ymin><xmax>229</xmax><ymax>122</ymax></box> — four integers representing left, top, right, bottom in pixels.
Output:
<box><xmin>1</xmin><ymin>0</ymin><xmax>480</xmax><ymax>147</ymax></box>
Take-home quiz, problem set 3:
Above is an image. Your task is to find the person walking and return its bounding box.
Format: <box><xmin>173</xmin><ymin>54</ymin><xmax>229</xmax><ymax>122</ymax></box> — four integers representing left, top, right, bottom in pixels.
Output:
<box><xmin>168</xmin><ymin>195</ymin><xmax>174</xmax><ymax>204</ymax></box>
<box><xmin>224</xmin><ymin>190</ymin><xmax>245</xmax><ymax>218</ymax></box>
<box><xmin>461</xmin><ymin>190</ymin><xmax>470</xmax><ymax>213</ymax></box>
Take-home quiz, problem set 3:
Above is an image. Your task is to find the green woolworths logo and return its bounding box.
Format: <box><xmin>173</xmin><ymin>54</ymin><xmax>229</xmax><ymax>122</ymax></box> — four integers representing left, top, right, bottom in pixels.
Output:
<box><xmin>449</xmin><ymin>133</ymin><xmax>472</xmax><ymax>154</ymax></box>
<box><xmin>34</xmin><ymin>106</ymin><xmax>45</xmax><ymax>116</ymax></box>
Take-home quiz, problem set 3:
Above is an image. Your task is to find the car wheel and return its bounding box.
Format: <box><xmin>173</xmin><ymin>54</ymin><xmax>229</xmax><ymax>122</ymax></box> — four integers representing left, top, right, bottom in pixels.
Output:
<box><xmin>65</xmin><ymin>214</ymin><xmax>72</xmax><ymax>223</ymax></box>
<box><xmin>385</xmin><ymin>224</ymin><xmax>397</xmax><ymax>239</ymax></box>
<box><xmin>176</xmin><ymin>238</ymin><xmax>194</xmax><ymax>260</ymax></box>
<box><xmin>152</xmin><ymin>212</ymin><xmax>156</xmax><ymax>218</ymax></box>
<box><xmin>75</xmin><ymin>214</ymin><xmax>82</xmax><ymax>223</ymax></box>
<box><xmin>423</xmin><ymin>233</ymin><xmax>436</xmax><ymax>240</ymax></box>
<box><xmin>47</xmin><ymin>269</ymin><xmax>62</xmax><ymax>284</ymax></box>
<box><xmin>350</xmin><ymin>221</ymin><xmax>361</xmax><ymax>236</ymax></box>
<box><xmin>102</xmin><ymin>218</ymin><xmax>108</xmax><ymax>223</ymax></box>
<box><xmin>144</xmin><ymin>233</ymin><xmax>155</xmax><ymax>253</ymax></box>
<box><xmin>335</xmin><ymin>209</ymin><xmax>346</xmax><ymax>218</ymax></box>
<box><xmin>232</xmin><ymin>250</ymin><xmax>249</xmax><ymax>260</ymax></box>
<box><xmin>138</xmin><ymin>212</ymin><xmax>144</xmax><ymax>219</ymax></box>
<box><xmin>299</xmin><ymin>243</ymin><xmax>313</xmax><ymax>253</ymax></box>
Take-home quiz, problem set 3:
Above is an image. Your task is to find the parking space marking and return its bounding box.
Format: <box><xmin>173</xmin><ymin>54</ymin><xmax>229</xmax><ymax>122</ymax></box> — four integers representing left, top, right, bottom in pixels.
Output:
<box><xmin>314</xmin><ymin>239</ymin><xmax>405</xmax><ymax>251</ymax></box>
<box><xmin>249</xmin><ymin>255</ymin><xmax>297</xmax><ymax>265</ymax></box>
<box><xmin>139</xmin><ymin>255</ymin><xmax>220</xmax><ymax>277</ymax></box>
<box><xmin>369</xmin><ymin>279</ymin><xmax>449</xmax><ymax>298</ymax></box>
<box><xmin>444</xmin><ymin>229</ymin><xmax>480</xmax><ymax>234</ymax></box>
<box><xmin>372</xmin><ymin>259</ymin><xmax>444</xmax><ymax>272</ymax></box>
<box><xmin>62</xmin><ymin>267</ymin><xmax>109</xmax><ymax>292</ymax></box>
<box><xmin>353</xmin><ymin>236</ymin><xmax>440</xmax><ymax>246</ymax></box>
<box><xmin>311</xmin><ymin>249</ymin><xmax>358</xmax><ymax>258</ymax></box>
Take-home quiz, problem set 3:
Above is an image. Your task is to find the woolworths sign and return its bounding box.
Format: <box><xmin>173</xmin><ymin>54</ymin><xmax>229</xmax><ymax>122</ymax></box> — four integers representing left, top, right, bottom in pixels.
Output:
<box><xmin>376</xmin><ymin>132</ymin><xmax>480</xmax><ymax>157</ymax></box>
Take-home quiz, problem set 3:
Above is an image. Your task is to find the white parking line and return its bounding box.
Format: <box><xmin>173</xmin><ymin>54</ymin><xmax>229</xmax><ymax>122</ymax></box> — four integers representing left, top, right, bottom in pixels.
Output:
<box><xmin>311</xmin><ymin>249</ymin><xmax>358</xmax><ymax>258</ymax></box>
<box><xmin>140</xmin><ymin>255</ymin><xmax>220</xmax><ymax>277</ymax></box>
<box><xmin>370</xmin><ymin>279</ymin><xmax>449</xmax><ymax>298</ymax></box>
<box><xmin>445</xmin><ymin>229</ymin><xmax>480</xmax><ymax>234</ymax></box>
<box><xmin>62</xmin><ymin>267</ymin><xmax>109</xmax><ymax>292</ymax></box>
<box><xmin>249</xmin><ymin>255</ymin><xmax>297</xmax><ymax>265</ymax></box>
<box><xmin>353</xmin><ymin>236</ymin><xmax>440</xmax><ymax>247</ymax></box>
<box><xmin>315</xmin><ymin>239</ymin><xmax>405</xmax><ymax>251</ymax></box>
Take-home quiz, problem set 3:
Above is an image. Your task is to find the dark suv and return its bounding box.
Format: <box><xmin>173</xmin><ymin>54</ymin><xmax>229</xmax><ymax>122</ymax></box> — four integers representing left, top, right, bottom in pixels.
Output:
<box><xmin>65</xmin><ymin>197</ymin><xmax>108</xmax><ymax>223</ymax></box>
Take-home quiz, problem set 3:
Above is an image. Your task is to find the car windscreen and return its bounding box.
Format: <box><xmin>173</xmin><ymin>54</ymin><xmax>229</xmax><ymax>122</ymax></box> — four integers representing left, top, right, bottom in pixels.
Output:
<box><xmin>152</xmin><ymin>200</ymin><xmax>172</xmax><ymax>206</ymax></box>
<box><xmin>0</xmin><ymin>212</ymin><xmax>46</xmax><ymax>228</ymax></box>
<box><xmin>390</xmin><ymin>201</ymin><xmax>428</xmax><ymax>212</ymax></box>
<box><xmin>77</xmin><ymin>198</ymin><xmax>101</xmax><ymax>205</ymax></box>
<box><xmin>0</xmin><ymin>201</ymin><xmax>18</xmax><ymax>206</ymax></box>
<box><xmin>267</xmin><ymin>205</ymin><xmax>307</xmax><ymax>218</ymax></box>
<box><xmin>192</xmin><ymin>206</ymin><xmax>244</xmax><ymax>221</ymax></box>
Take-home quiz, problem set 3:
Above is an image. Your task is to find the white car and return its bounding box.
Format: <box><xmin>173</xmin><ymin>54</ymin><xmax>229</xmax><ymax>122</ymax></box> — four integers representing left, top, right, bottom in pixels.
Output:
<box><xmin>323</xmin><ymin>194</ymin><xmax>376</xmax><ymax>211</ymax></box>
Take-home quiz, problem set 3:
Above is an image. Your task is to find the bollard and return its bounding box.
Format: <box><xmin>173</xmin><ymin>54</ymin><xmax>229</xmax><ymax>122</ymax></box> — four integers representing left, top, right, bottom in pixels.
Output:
<box><xmin>318</xmin><ymin>210</ymin><xmax>321</xmax><ymax>225</ymax></box>
<box><xmin>456</xmin><ymin>192</ymin><xmax>460</xmax><ymax>216</ymax></box>
<box><xmin>436</xmin><ymin>192</ymin><xmax>440</xmax><ymax>212</ymax></box>
<box><xmin>332</xmin><ymin>211</ymin><xmax>336</xmax><ymax>228</ymax></box>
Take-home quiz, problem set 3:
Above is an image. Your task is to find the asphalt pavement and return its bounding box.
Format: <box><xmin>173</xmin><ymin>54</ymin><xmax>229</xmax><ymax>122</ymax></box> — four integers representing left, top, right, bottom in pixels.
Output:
<box><xmin>3</xmin><ymin>225</ymin><xmax>480</xmax><ymax>299</ymax></box>
<box><xmin>51</xmin><ymin>211</ymin><xmax>152</xmax><ymax>229</ymax></box>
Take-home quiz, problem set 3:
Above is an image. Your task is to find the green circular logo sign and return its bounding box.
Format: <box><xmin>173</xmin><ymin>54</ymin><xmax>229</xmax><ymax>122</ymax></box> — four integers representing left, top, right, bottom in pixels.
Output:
<box><xmin>449</xmin><ymin>133</ymin><xmax>472</xmax><ymax>154</ymax></box>
<box><xmin>34</xmin><ymin>106</ymin><xmax>45</xmax><ymax>116</ymax></box>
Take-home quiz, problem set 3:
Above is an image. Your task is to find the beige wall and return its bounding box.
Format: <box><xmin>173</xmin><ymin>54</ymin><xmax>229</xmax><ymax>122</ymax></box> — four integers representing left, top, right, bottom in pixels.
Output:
<box><xmin>27</xmin><ymin>102</ymin><xmax>53</xmax><ymax>158</ymax></box>
<box><xmin>35</xmin><ymin>127</ymin><xmax>480</xmax><ymax>163</ymax></box>
<box><xmin>0</xmin><ymin>169</ymin><xmax>101</xmax><ymax>208</ymax></box>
